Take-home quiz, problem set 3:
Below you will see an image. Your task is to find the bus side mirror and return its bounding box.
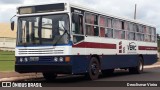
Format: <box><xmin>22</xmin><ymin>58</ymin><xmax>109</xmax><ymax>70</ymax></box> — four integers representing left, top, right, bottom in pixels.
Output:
<box><xmin>10</xmin><ymin>15</ymin><xmax>16</xmax><ymax>31</ymax></box>
<box><xmin>11</xmin><ymin>21</ymin><xmax>15</xmax><ymax>31</ymax></box>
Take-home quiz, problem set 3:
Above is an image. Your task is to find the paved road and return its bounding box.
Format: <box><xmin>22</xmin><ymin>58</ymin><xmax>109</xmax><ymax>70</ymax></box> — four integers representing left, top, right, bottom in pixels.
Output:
<box><xmin>9</xmin><ymin>67</ymin><xmax>158</xmax><ymax>87</ymax></box>
<box><xmin>0</xmin><ymin>62</ymin><xmax>160</xmax><ymax>87</ymax></box>
<box><xmin>1</xmin><ymin>67</ymin><xmax>160</xmax><ymax>90</ymax></box>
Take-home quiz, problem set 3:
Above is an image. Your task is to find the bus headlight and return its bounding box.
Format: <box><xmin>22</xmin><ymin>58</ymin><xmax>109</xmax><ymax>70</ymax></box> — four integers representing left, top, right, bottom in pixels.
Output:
<box><xmin>59</xmin><ymin>57</ymin><xmax>64</xmax><ymax>62</ymax></box>
<box><xmin>54</xmin><ymin>57</ymin><xmax>58</xmax><ymax>62</ymax></box>
<box><xmin>24</xmin><ymin>57</ymin><xmax>28</xmax><ymax>62</ymax></box>
<box><xmin>20</xmin><ymin>58</ymin><xmax>23</xmax><ymax>62</ymax></box>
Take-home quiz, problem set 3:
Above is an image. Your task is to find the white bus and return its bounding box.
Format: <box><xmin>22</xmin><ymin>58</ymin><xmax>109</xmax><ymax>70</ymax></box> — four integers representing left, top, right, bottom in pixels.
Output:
<box><xmin>11</xmin><ymin>2</ymin><xmax>158</xmax><ymax>80</ymax></box>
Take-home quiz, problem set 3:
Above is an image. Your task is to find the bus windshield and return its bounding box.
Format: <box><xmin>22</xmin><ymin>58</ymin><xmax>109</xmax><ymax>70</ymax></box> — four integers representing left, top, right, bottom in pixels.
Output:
<box><xmin>17</xmin><ymin>14</ymin><xmax>69</xmax><ymax>46</ymax></box>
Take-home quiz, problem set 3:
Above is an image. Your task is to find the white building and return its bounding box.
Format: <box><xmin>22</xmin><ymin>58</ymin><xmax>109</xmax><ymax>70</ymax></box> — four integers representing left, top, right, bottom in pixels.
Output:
<box><xmin>0</xmin><ymin>23</ymin><xmax>16</xmax><ymax>51</ymax></box>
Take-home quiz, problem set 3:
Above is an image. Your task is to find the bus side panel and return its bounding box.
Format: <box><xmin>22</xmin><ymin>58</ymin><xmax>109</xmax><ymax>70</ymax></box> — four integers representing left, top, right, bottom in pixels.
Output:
<box><xmin>71</xmin><ymin>55</ymin><xmax>89</xmax><ymax>74</ymax></box>
<box><xmin>143</xmin><ymin>54</ymin><xmax>157</xmax><ymax>65</ymax></box>
<box><xmin>70</xmin><ymin>54</ymin><xmax>157</xmax><ymax>74</ymax></box>
<box><xmin>71</xmin><ymin>55</ymin><xmax>140</xmax><ymax>74</ymax></box>
<box><xmin>101</xmin><ymin>55</ymin><xmax>139</xmax><ymax>70</ymax></box>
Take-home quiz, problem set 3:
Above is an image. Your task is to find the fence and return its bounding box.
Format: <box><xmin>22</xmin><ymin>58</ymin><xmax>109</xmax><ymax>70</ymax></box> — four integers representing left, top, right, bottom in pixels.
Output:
<box><xmin>0</xmin><ymin>37</ymin><xmax>16</xmax><ymax>51</ymax></box>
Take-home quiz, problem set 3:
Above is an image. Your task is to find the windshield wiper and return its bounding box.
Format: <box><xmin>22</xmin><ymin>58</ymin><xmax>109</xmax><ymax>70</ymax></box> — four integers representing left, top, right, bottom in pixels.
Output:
<box><xmin>54</xmin><ymin>24</ymin><xmax>70</xmax><ymax>46</ymax></box>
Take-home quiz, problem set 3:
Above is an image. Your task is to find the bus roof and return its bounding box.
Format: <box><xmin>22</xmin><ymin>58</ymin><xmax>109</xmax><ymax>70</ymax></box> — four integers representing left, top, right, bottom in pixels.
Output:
<box><xmin>17</xmin><ymin>2</ymin><xmax>156</xmax><ymax>28</ymax></box>
<box><xmin>70</xmin><ymin>3</ymin><xmax>156</xmax><ymax>28</ymax></box>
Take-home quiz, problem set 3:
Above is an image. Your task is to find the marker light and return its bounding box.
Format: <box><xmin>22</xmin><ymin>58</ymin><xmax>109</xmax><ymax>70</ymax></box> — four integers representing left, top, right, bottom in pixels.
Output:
<box><xmin>65</xmin><ymin>57</ymin><xmax>70</xmax><ymax>62</ymax></box>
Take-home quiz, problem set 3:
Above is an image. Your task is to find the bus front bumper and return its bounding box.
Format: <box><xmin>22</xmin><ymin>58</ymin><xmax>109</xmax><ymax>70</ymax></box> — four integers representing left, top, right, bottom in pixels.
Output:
<box><xmin>15</xmin><ymin>64</ymin><xmax>72</xmax><ymax>74</ymax></box>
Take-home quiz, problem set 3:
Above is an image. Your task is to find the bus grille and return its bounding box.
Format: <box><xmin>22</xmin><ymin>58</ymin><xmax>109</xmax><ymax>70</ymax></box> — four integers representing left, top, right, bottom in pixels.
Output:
<box><xmin>18</xmin><ymin>48</ymin><xmax>64</xmax><ymax>55</ymax></box>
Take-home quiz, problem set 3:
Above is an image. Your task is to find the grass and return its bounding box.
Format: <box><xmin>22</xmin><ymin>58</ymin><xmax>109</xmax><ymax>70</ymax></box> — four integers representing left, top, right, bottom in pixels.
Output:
<box><xmin>0</xmin><ymin>51</ymin><xmax>15</xmax><ymax>71</ymax></box>
<box><xmin>0</xmin><ymin>51</ymin><xmax>15</xmax><ymax>61</ymax></box>
<box><xmin>0</xmin><ymin>61</ymin><xmax>14</xmax><ymax>71</ymax></box>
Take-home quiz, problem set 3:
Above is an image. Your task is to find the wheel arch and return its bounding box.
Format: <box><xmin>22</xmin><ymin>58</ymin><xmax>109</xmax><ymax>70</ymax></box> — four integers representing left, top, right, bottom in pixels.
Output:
<box><xmin>139</xmin><ymin>54</ymin><xmax>144</xmax><ymax>63</ymax></box>
<box><xmin>91</xmin><ymin>54</ymin><xmax>101</xmax><ymax>65</ymax></box>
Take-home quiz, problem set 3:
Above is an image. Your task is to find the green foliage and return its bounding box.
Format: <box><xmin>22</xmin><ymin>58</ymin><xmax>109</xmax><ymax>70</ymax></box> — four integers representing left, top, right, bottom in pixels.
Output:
<box><xmin>0</xmin><ymin>51</ymin><xmax>15</xmax><ymax>61</ymax></box>
<box><xmin>0</xmin><ymin>51</ymin><xmax>15</xmax><ymax>71</ymax></box>
<box><xmin>0</xmin><ymin>61</ymin><xmax>14</xmax><ymax>71</ymax></box>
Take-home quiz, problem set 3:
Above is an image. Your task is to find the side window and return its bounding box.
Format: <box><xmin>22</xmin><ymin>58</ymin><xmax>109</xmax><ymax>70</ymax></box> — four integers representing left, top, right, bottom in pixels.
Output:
<box><xmin>135</xmin><ymin>24</ymin><xmax>139</xmax><ymax>32</ymax></box>
<box><xmin>114</xmin><ymin>30</ymin><xmax>120</xmax><ymax>39</ymax></box>
<box><xmin>99</xmin><ymin>16</ymin><xmax>108</xmax><ymax>37</ymax></box>
<box><xmin>99</xmin><ymin>16</ymin><xmax>107</xmax><ymax>27</ymax></box>
<box><xmin>143</xmin><ymin>26</ymin><xmax>156</xmax><ymax>42</ymax></box>
<box><xmin>85</xmin><ymin>13</ymin><xmax>98</xmax><ymax>25</ymax></box>
<box><xmin>94</xmin><ymin>26</ymin><xmax>99</xmax><ymax>36</ymax></box>
<box><xmin>113</xmin><ymin>19</ymin><xmax>121</xmax><ymax>29</ymax></box>
<box><xmin>140</xmin><ymin>34</ymin><xmax>144</xmax><ymax>41</ymax></box>
<box><xmin>151</xmin><ymin>27</ymin><xmax>154</xmax><ymax>35</ymax></box>
<box><xmin>128</xmin><ymin>32</ymin><xmax>135</xmax><ymax>40</ymax></box>
<box><xmin>151</xmin><ymin>27</ymin><xmax>156</xmax><ymax>42</ymax></box>
<box><xmin>154</xmin><ymin>28</ymin><xmax>156</xmax><ymax>35</ymax></box>
<box><xmin>114</xmin><ymin>30</ymin><xmax>125</xmax><ymax>39</ymax></box>
<box><xmin>124</xmin><ymin>21</ymin><xmax>129</xmax><ymax>30</ymax></box>
<box><xmin>100</xmin><ymin>27</ymin><xmax>105</xmax><ymax>37</ymax></box>
<box><xmin>151</xmin><ymin>36</ymin><xmax>155</xmax><ymax>42</ymax></box>
<box><xmin>129</xmin><ymin>23</ymin><xmax>134</xmax><ymax>32</ymax></box>
<box><xmin>72</xmin><ymin>13</ymin><xmax>83</xmax><ymax>35</ymax></box>
<box><xmin>72</xmin><ymin>13</ymin><xmax>84</xmax><ymax>44</ymax></box>
<box><xmin>143</xmin><ymin>26</ymin><xmax>146</xmax><ymax>33</ymax></box>
<box><xmin>121</xmin><ymin>21</ymin><xmax>125</xmax><ymax>30</ymax></box>
<box><xmin>86</xmin><ymin>25</ymin><xmax>94</xmax><ymax>35</ymax></box>
<box><xmin>146</xmin><ymin>26</ymin><xmax>150</xmax><ymax>34</ymax></box>
<box><xmin>136</xmin><ymin>33</ymin><xmax>141</xmax><ymax>41</ymax></box>
<box><xmin>133</xmin><ymin>24</ymin><xmax>137</xmax><ymax>32</ymax></box>
<box><xmin>107</xmin><ymin>18</ymin><xmax>112</xmax><ymax>28</ymax></box>
<box><xmin>121</xmin><ymin>31</ymin><xmax>125</xmax><ymax>39</ymax></box>
<box><xmin>149</xmin><ymin>27</ymin><xmax>152</xmax><ymax>34</ymax></box>
<box><xmin>106</xmin><ymin>28</ymin><xmax>113</xmax><ymax>38</ymax></box>
<box><xmin>145</xmin><ymin>35</ymin><xmax>151</xmax><ymax>42</ymax></box>
<box><xmin>139</xmin><ymin>25</ymin><xmax>143</xmax><ymax>33</ymax></box>
<box><xmin>85</xmin><ymin>12</ymin><xmax>99</xmax><ymax>36</ymax></box>
<box><xmin>86</xmin><ymin>25</ymin><xmax>99</xmax><ymax>36</ymax></box>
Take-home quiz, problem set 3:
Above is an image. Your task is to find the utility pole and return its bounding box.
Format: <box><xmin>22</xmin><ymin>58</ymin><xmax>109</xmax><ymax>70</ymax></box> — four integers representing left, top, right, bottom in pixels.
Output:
<box><xmin>134</xmin><ymin>4</ymin><xmax>137</xmax><ymax>20</ymax></box>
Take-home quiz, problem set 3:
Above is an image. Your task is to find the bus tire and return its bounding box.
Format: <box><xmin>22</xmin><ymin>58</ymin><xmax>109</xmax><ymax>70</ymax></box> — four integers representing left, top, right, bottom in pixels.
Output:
<box><xmin>43</xmin><ymin>72</ymin><xmax>57</xmax><ymax>81</ymax></box>
<box><xmin>129</xmin><ymin>56</ymin><xmax>144</xmax><ymax>74</ymax></box>
<box><xmin>102</xmin><ymin>69</ymin><xmax>114</xmax><ymax>76</ymax></box>
<box><xmin>86</xmin><ymin>57</ymin><xmax>100</xmax><ymax>80</ymax></box>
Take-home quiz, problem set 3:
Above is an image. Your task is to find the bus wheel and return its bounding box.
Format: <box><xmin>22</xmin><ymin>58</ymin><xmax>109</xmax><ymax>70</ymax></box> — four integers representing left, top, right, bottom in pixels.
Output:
<box><xmin>129</xmin><ymin>56</ymin><xmax>144</xmax><ymax>74</ymax></box>
<box><xmin>102</xmin><ymin>69</ymin><xmax>114</xmax><ymax>76</ymax></box>
<box><xmin>87</xmin><ymin>57</ymin><xmax>100</xmax><ymax>80</ymax></box>
<box><xmin>43</xmin><ymin>72</ymin><xmax>57</xmax><ymax>81</ymax></box>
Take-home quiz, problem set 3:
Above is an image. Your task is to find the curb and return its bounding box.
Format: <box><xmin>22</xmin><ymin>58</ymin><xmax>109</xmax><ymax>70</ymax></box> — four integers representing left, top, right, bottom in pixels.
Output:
<box><xmin>144</xmin><ymin>65</ymin><xmax>160</xmax><ymax>69</ymax></box>
<box><xmin>0</xmin><ymin>74</ymin><xmax>43</xmax><ymax>82</ymax></box>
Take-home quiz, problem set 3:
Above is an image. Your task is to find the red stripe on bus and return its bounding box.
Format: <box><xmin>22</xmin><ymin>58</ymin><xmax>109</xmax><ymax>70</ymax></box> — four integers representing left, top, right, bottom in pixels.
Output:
<box><xmin>138</xmin><ymin>46</ymin><xmax>157</xmax><ymax>50</ymax></box>
<box><xmin>73</xmin><ymin>42</ymin><xmax>116</xmax><ymax>49</ymax></box>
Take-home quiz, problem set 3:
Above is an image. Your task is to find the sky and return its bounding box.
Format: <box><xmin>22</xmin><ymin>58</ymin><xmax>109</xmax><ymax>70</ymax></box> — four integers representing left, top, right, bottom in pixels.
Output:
<box><xmin>0</xmin><ymin>0</ymin><xmax>160</xmax><ymax>33</ymax></box>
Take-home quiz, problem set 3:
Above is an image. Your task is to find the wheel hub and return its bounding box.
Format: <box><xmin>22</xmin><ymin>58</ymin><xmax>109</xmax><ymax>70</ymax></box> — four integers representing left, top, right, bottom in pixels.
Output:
<box><xmin>91</xmin><ymin>63</ymin><xmax>98</xmax><ymax>75</ymax></box>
